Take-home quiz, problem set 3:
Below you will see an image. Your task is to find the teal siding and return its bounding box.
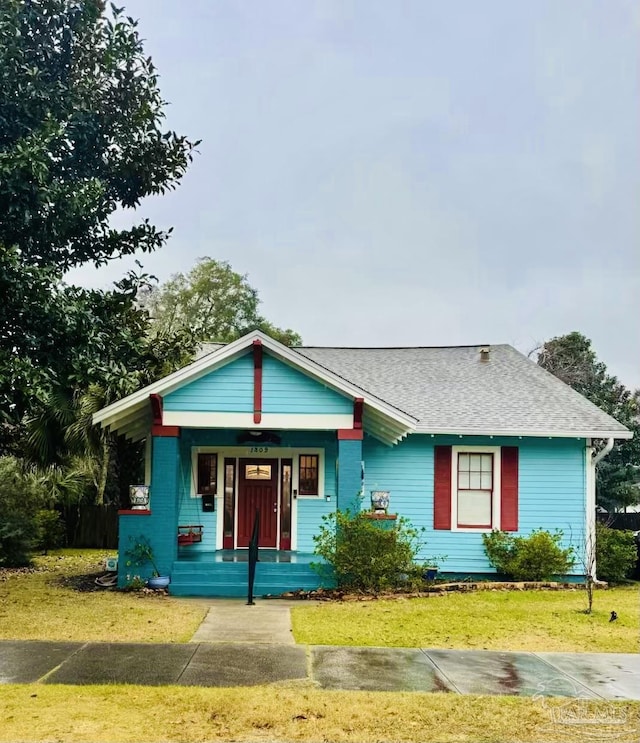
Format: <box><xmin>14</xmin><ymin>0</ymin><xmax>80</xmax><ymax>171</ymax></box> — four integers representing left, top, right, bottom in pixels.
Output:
<box><xmin>162</xmin><ymin>352</ymin><xmax>352</xmax><ymax>415</ymax></box>
<box><xmin>164</xmin><ymin>354</ymin><xmax>254</xmax><ymax>413</ymax></box>
<box><xmin>262</xmin><ymin>355</ymin><xmax>352</xmax><ymax>414</ymax></box>
<box><xmin>118</xmin><ymin>435</ymin><xmax>180</xmax><ymax>585</ymax></box>
<box><xmin>336</xmin><ymin>438</ymin><xmax>363</xmax><ymax>512</ymax></box>
<box><xmin>297</xmin><ymin>438</ymin><xmax>337</xmax><ymax>552</ymax></box>
<box><xmin>177</xmin><ymin>435</ymin><xmax>217</xmax><ymax>551</ymax></box>
<box><xmin>122</xmin><ymin>425</ymin><xmax>587</xmax><ymax>589</ymax></box>
<box><xmin>171</xmin><ymin>429</ymin><xmax>338</xmax><ymax>555</ymax></box>
<box><xmin>363</xmin><ymin>434</ymin><xmax>586</xmax><ymax>576</ymax></box>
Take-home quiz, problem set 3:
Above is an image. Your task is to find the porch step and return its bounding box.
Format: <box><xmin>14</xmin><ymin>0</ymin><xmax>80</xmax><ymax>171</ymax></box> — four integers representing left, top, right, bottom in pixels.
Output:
<box><xmin>169</xmin><ymin>558</ymin><xmax>325</xmax><ymax>598</ymax></box>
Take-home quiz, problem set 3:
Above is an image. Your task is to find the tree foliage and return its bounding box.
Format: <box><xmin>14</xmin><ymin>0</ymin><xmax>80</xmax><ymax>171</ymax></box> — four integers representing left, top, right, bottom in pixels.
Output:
<box><xmin>537</xmin><ymin>332</ymin><xmax>640</xmax><ymax>512</ymax></box>
<box><xmin>595</xmin><ymin>524</ymin><xmax>637</xmax><ymax>583</ymax></box>
<box><xmin>0</xmin><ymin>0</ymin><xmax>195</xmax><ymax>269</ymax></box>
<box><xmin>0</xmin><ymin>456</ymin><xmax>48</xmax><ymax>566</ymax></box>
<box><xmin>141</xmin><ymin>257</ymin><xmax>302</xmax><ymax>347</ymax></box>
<box><xmin>0</xmin><ymin>0</ymin><xmax>196</xmax><ymax>448</ymax></box>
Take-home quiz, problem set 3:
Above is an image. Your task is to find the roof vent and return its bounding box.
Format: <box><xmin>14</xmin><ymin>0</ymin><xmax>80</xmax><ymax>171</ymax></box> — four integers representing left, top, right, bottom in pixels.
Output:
<box><xmin>479</xmin><ymin>347</ymin><xmax>490</xmax><ymax>362</ymax></box>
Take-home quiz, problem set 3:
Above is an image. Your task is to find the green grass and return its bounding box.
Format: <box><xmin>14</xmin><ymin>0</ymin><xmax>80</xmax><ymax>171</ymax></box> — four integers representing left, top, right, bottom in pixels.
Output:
<box><xmin>292</xmin><ymin>586</ymin><xmax>640</xmax><ymax>652</ymax></box>
<box><xmin>0</xmin><ymin>684</ymin><xmax>638</xmax><ymax>742</ymax></box>
<box><xmin>0</xmin><ymin>550</ymin><xmax>208</xmax><ymax>643</ymax></box>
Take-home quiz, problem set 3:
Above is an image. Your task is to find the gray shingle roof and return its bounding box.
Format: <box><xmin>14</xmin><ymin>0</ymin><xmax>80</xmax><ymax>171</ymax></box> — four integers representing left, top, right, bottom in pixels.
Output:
<box><xmin>293</xmin><ymin>344</ymin><xmax>630</xmax><ymax>438</ymax></box>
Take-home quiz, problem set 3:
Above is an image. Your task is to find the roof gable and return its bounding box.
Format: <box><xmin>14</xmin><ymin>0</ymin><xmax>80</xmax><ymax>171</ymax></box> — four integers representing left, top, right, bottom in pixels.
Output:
<box><xmin>92</xmin><ymin>332</ymin><xmax>631</xmax><ymax>442</ymax></box>
<box><xmin>92</xmin><ymin>331</ymin><xmax>417</xmax><ymax>444</ymax></box>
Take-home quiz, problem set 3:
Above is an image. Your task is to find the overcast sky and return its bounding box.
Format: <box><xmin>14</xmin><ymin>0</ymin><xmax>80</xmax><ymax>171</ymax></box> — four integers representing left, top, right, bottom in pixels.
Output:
<box><xmin>67</xmin><ymin>0</ymin><xmax>640</xmax><ymax>389</ymax></box>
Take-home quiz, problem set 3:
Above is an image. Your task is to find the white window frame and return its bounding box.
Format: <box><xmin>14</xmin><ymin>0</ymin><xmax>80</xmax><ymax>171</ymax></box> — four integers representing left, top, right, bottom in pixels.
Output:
<box><xmin>450</xmin><ymin>445</ymin><xmax>501</xmax><ymax>532</ymax></box>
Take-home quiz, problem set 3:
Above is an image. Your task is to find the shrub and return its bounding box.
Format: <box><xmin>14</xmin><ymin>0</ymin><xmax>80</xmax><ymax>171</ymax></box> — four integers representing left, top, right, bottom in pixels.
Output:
<box><xmin>0</xmin><ymin>457</ymin><xmax>46</xmax><ymax>566</ymax></box>
<box><xmin>34</xmin><ymin>509</ymin><xmax>66</xmax><ymax>554</ymax></box>
<box><xmin>482</xmin><ymin>529</ymin><xmax>575</xmax><ymax>581</ymax></box>
<box><xmin>312</xmin><ymin>507</ymin><xmax>424</xmax><ymax>593</ymax></box>
<box><xmin>596</xmin><ymin>524</ymin><xmax>637</xmax><ymax>583</ymax></box>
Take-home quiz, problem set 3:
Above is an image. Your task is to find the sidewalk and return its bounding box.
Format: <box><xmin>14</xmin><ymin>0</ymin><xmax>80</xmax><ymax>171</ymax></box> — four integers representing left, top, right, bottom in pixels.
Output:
<box><xmin>0</xmin><ymin>599</ymin><xmax>638</xmax><ymax>699</ymax></box>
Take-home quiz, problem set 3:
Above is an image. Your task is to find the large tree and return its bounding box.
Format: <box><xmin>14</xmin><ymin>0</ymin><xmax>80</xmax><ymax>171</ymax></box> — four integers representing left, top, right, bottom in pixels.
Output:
<box><xmin>537</xmin><ymin>332</ymin><xmax>640</xmax><ymax>512</ymax></box>
<box><xmin>0</xmin><ymin>0</ymin><xmax>196</xmax><ymax>448</ymax></box>
<box><xmin>142</xmin><ymin>257</ymin><xmax>302</xmax><ymax>347</ymax></box>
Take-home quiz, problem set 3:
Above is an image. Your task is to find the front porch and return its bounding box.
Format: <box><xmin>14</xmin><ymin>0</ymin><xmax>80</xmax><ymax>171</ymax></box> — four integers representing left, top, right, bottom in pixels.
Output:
<box><xmin>170</xmin><ymin>549</ymin><xmax>324</xmax><ymax>597</ymax></box>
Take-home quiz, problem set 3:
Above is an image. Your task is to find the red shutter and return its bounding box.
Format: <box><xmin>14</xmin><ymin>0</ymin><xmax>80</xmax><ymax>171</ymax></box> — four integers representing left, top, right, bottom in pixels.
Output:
<box><xmin>434</xmin><ymin>446</ymin><xmax>452</xmax><ymax>530</ymax></box>
<box><xmin>500</xmin><ymin>447</ymin><xmax>519</xmax><ymax>531</ymax></box>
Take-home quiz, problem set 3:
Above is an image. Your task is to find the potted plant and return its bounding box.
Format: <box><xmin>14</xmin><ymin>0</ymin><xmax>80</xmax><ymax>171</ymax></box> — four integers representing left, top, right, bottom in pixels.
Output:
<box><xmin>125</xmin><ymin>535</ymin><xmax>170</xmax><ymax>589</ymax></box>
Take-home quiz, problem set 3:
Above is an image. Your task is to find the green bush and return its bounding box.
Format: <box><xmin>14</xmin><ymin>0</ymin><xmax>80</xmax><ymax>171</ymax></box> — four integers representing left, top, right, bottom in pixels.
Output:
<box><xmin>34</xmin><ymin>509</ymin><xmax>66</xmax><ymax>554</ymax></box>
<box><xmin>0</xmin><ymin>457</ymin><xmax>46</xmax><ymax>566</ymax></box>
<box><xmin>312</xmin><ymin>507</ymin><xmax>424</xmax><ymax>593</ymax></box>
<box><xmin>596</xmin><ymin>524</ymin><xmax>637</xmax><ymax>583</ymax></box>
<box><xmin>482</xmin><ymin>529</ymin><xmax>575</xmax><ymax>581</ymax></box>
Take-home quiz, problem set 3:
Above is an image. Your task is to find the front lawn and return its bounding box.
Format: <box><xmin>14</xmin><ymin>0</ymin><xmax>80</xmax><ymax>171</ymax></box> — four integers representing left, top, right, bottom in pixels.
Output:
<box><xmin>0</xmin><ymin>550</ymin><xmax>207</xmax><ymax>643</ymax></box>
<box><xmin>291</xmin><ymin>586</ymin><xmax>640</xmax><ymax>653</ymax></box>
<box><xmin>0</xmin><ymin>684</ymin><xmax>638</xmax><ymax>743</ymax></box>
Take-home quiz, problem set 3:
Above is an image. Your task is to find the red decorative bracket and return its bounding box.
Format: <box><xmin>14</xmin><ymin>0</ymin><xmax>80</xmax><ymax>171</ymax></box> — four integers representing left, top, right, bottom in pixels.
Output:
<box><xmin>337</xmin><ymin>429</ymin><xmax>364</xmax><ymax>440</ymax></box>
<box><xmin>354</xmin><ymin>398</ymin><xmax>364</xmax><ymax>430</ymax></box>
<box><xmin>149</xmin><ymin>394</ymin><xmax>163</xmax><ymax>426</ymax></box>
<box><xmin>151</xmin><ymin>425</ymin><xmax>181</xmax><ymax>437</ymax></box>
<box><xmin>253</xmin><ymin>339</ymin><xmax>263</xmax><ymax>424</ymax></box>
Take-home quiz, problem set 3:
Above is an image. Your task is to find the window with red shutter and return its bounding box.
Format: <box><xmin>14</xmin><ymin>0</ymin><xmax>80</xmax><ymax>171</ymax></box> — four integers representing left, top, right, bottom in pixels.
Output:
<box><xmin>433</xmin><ymin>445</ymin><xmax>519</xmax><ymax>531</ymax></box>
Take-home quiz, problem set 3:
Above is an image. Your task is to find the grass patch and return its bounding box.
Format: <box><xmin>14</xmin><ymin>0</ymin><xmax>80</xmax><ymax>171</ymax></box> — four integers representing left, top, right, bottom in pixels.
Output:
<box><xmin>0</xmin><ymin>684</ymin><xmax>637</xmax><ymax>742</ymax></box>
<box><xmin>0</xmin><ymin>550</ymin><xmax>207</xmax><ymax>643</ymax></box>
<box><xmin>292</xmin><ymin>587</ymin><xmax>640</xmax><ymax>652</ymax></box>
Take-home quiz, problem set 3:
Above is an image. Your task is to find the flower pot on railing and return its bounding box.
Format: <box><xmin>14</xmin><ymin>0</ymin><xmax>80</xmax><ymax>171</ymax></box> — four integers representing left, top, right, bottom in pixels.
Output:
<box><xmin>129</xmin><ymin>485</ymin><xmax>150</xmax><ymax>510</ymax></box>
<box><xmin>370</xmin><ymin>490</ymin><xmax>390</xmax><ymax>514</ymax></box>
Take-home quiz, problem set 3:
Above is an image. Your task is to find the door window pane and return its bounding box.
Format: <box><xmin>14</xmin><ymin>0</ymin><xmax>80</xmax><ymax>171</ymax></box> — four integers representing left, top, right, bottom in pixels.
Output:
<box><xmin>281</xmin><ymin>460</ymin><xmax>292</xmax><ymax>542</ymax></box>
<box><xmin>245</xmin><ymin>463</ymin><xmax>272</xmax><ymax>480</ymax></box>
<box><xmin>223</xmin><ymin>459</ymin><xmax>236</xmax><ymax>541</ymax></box>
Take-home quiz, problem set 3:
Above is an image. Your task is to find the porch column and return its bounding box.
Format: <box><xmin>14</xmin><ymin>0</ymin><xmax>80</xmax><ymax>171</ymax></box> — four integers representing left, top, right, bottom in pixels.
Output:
<box><xmin>336</xmin><ymin>430</ymin><xmax>363</xmax><ymax>512</ymax></box>
<box><xmin>118</xmin><ymin>427</ymin><xmax>181</xmax><ymax>585</ymax></box>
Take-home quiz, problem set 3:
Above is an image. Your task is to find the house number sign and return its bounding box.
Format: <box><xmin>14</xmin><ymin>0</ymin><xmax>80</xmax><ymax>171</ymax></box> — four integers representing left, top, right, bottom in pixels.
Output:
<box><xmin>247</xmin><ymin>446</ymin><xmax>270</xmax><ymax>454</ymax></box>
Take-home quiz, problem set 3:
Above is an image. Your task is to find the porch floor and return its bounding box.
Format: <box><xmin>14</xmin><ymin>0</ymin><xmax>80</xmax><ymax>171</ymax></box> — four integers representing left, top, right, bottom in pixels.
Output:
<box><xmin>176</xmin><ymin>549</ymin><xmax>317</xmax><ymax>564</ymax></box>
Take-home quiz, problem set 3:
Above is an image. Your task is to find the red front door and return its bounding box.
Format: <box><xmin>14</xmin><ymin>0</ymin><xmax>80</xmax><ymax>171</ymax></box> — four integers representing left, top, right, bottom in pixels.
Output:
<box><xmin>237</xmin><ymin>459</ymin><xmax>278</xmax><ymax>548</ymax></box>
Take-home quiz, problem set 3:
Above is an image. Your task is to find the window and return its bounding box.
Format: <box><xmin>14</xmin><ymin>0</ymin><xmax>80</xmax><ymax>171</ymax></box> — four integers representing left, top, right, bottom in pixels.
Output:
<box><xmin>435</xmin><ymin>445</ymin><xmax>515</xmax><ymax>531</ymax></box>
<box><xmin>298</xmin><ymin>454</ymin><xmax>319</xmax><ymax>495</ymax></box>
<box><xmin>197</xmin><ymin>453</ymin><xmax>217</xmax><ymax>495</ymax></box>
<box><xmin>457</xmin><ymin>452</ymin><xmax>493</xmax><ymax>528</ymax></box>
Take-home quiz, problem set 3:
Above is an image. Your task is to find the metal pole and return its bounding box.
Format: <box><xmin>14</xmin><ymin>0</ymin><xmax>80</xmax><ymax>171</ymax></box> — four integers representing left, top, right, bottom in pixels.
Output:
<box><xmin>247</xmin><ymin>508</ymin><xmax>260</xmax><ymax>605</ymax></box>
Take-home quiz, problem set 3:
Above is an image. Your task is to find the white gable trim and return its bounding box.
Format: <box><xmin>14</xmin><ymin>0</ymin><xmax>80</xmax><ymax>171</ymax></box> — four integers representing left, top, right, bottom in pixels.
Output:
<box><xmin>92</xmin><ymin>330</ymin><xmax>417</xmax><ymax>443</ymax></box>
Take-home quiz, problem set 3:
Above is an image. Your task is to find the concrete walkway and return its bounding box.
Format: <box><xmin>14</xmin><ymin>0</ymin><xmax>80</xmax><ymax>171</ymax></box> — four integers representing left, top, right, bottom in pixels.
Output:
<box><xmin>1</xmin><ymin>600</ymin><xmax>638</xmax><ymax>699</ymax></box>
<box><xmin>190</xmin><ymin>599</ymin><xmax>296</xmax><ymax>644</ymax></box>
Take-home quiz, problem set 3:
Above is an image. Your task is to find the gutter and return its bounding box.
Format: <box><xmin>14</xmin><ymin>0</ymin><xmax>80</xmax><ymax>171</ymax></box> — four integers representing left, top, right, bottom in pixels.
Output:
<box><xmin>593</xmin><ymin>437</ymin><xmax>615</xmax><ymax>465</ymax></box>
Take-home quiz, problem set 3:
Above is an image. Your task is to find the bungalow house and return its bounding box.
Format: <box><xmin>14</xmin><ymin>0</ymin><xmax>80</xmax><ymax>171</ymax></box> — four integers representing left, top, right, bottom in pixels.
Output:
<box><xmin>92</xmin><ymin>331</ymin><xmax>631</xmax><ymax>596</ymax></box>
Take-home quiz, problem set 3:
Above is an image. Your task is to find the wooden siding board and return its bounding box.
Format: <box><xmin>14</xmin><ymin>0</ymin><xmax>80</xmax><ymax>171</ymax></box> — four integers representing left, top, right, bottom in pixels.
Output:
<box><xmin>164</xmin><ymin>353</ymin><xmax>352</xmax><ymax>416</ymax></box>
<box><xmin>262</xmin><ymin>356</ymin><xmax>352</xmax><ymax>414</ymax></box>
<box><xmin>164</xmin><ymin>354</ymin><xmax>254</xmax><ymax>413</ymax></box>
<box><xmin>363</xmin><ymin>434</ymin><xmax>586</xmax><ymax>574</ymax></box>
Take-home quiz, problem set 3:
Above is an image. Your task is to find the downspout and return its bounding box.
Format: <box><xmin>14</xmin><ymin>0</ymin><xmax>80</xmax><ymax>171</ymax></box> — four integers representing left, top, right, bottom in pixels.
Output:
<box><xmin>588</xmin><ymin>437</ymin><xmax>615</xmax><ymax>580</ymax></box>
<box><xmin>593</xmin><ymin>437</ymin><xmax>614</xmax><ymax>466</ymax></box>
